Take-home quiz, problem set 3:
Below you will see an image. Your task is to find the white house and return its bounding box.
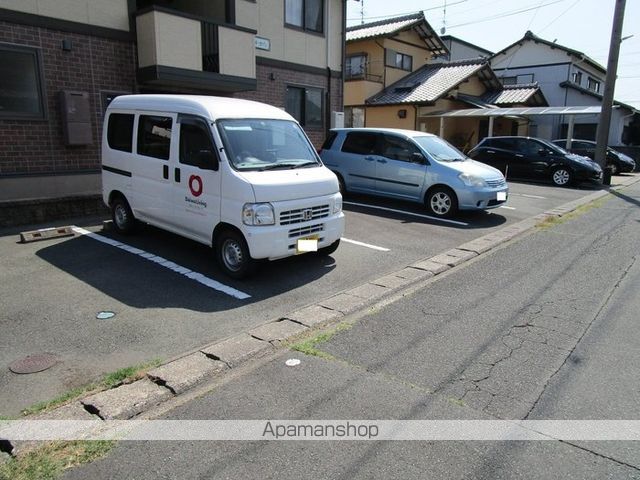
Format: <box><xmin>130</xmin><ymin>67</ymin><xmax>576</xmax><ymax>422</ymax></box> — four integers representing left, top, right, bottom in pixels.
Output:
<box><xmin>491</xmin><ymin>31</ymin><xmax>638</xmax><ymax>146</ymax></box>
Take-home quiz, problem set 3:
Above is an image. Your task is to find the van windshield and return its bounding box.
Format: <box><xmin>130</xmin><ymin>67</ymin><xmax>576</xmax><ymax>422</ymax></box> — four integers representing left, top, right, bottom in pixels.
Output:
<box><xmin>217</xmin><ymin>119</ymin><xmax>321</xmax><ymax>171</ymax></box>
<box><xmin>413</xmin><ymin>136</ymin><xmax>466</xmax><ymax>162</ymax></box>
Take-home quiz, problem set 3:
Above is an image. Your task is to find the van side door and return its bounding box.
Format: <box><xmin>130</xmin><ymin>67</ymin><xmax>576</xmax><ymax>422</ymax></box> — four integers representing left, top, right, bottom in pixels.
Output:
<box><xmin>172</xmin><ymin>115</ymin><xmax>221</xmax><ymax>243</ymax></box>
<box><xmin>374</xmin><ymin>134</ymin><xmax>426</xmax><ymax>200</ymax></box>
<box><xmin>134</xmin><ymin>113</ymin><xmax>176</xmax><ymax>226</ymax></box>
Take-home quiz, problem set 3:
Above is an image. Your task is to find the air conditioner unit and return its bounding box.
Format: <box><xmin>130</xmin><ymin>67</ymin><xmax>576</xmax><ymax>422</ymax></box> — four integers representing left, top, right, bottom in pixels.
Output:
<box><xmin>331</xmin><ymin>111</ymin><xmax>345</xmax><ymax>129</ymax></box>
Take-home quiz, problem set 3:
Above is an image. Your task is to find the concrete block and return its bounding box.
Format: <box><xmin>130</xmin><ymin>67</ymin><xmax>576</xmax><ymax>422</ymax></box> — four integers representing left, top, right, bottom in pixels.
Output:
<box><xmin>429</xmin><ymin>250</ymin><xmax>474</xmax><ymax>267</ymax></box>
<box><xmin>20</xmin><ymin>226</ymin><xmax>74</xmax><ymax>243</ymax></box>
<box><xmin>346</xmin><ymin>283</ymin><xmax>389</xmax><ymax>299</ymax></box>
<box><xmin>370</xmin><ymin>274</ymin><xmax>411</xmax><ymax>289</ymax></box>
<box><xmin>457</xmin><ymin>237</ymin><xmax>498</xmax><ymax>254</ymax></box>
<box><xmin>81</xmin><ymin>379</ymin><xmax>172</xmax><ymax>420</ymax></box>
<box><xmin>35</xmin><ymin>402</ymin><xmax>96</xmax><ymax>420</ymax></box>
<box><xmin>285</xmin><ymin>305</ymin><xmax>342</xmax><ymax>328</ymax></box>
<box><xmin>411</xmin><ymin>259</ymin><xmax>451</xmax><ymax>274</ymax></box>
<box><xmin>147</xmin><ymin>353</ymin><xmax>227</xmax><ymax>394</ymax></box>
<box><xmin>318</xmin><ymin>293</ymin><xmax>366</xmax><ymax>313</ymax></box>
<box><xmin>395</xmin><ymin>267</ymin><xmax>434</xmax><ymax>281</ymax></box>
<box><xmin>250</xmin><ymin>320</ymin><xmax>308</xmax><ymax>344</ymax></box>
<box><xmin>201</xmin><ymin>334</ymin><xmax>273</xmax><ymax>367</ymax></box>
<box><xmin>443</xmin><ymin>248</ymin><xmax>478</xmax><ymax>262</ymax></box>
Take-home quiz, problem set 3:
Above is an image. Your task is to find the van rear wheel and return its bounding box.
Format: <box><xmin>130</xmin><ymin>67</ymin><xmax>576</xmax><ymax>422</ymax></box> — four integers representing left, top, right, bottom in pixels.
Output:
<box><xmin>111</xmin><ymin>196</ymin><xmax>136</xmax><ymax>234</ymax></box>
<box><xmin>216</xmin><ymin>230</ymin><xmax>256</xmax><ymax>279</ymax></box>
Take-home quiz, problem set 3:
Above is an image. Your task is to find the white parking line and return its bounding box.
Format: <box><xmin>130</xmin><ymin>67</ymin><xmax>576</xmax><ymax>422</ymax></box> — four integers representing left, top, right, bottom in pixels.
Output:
<box><xmin>344</xmin><ymin>201</ymin><xmax>469</xmax><ymax>226</ymax></box>
<box><xmin>511</xmin><ymin>193</ymin><xmax>546</xmax><ymax>199</ymax></box>
<box><xmin>341</xmin><ymin>237</ymin><xmax>390</xmax><ymax>252</ymax></box>
<box><xmin>72</xmin><ymin>227</ymin><xmax>251</xmax><ymax>300</ymax></box>
<box><xmin>499</xmin><ymin>205</ymin><xmax>517</xmax><ymax>210</ymax></box>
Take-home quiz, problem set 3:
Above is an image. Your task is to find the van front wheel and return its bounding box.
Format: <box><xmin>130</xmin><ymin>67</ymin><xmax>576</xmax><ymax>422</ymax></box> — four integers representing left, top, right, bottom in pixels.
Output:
<box><xmin>216</xmin><ymin>230</ymin><xmax>256</xmax><ymax>279</ymax></box>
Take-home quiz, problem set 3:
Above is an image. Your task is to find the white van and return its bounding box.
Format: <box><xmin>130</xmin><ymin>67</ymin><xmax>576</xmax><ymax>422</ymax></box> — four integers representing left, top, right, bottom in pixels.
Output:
<box><xmin>102</xmin><ymin>95</ymin><xmax>344</xmax><ymax>279</ymax></box>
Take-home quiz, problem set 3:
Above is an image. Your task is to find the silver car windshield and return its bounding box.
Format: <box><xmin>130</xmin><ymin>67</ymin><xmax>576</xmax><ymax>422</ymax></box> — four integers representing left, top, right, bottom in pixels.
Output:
<box><xmin>413</xmin><ymin>136</ymin><xmax>466</xmax><ymax>162</ymax></box>
<box><xmin>217</xmin><ymin>119</ymin><xmax>321</xmax><ymax>171</ymax></box>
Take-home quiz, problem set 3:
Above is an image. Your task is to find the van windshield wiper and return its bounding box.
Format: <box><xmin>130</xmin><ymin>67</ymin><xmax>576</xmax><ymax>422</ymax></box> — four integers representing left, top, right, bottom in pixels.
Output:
<box><xmin>256</xmin><ymin>161</ymin><xmax>318</xmax><ymax>171</ymax></box>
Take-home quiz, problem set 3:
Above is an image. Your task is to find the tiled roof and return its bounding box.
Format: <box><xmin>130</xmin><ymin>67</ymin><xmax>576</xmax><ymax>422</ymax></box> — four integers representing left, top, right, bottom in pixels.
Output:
<box><xmin>492</xmin><ymin>31</ymin><xmax>605</xmax><ymax>74</ymax></box>
<box><xmin>367</xmin><ymin>60</ymin><xmax>488</xmax><ymax>105</ymax></box>
<box><xmin>482</xmin><ymin>84</ymin><xmax>540</xmax><ymax>105</ymax></box>
<box><xmin>346</xmin><ymin>12</ymin><xmax>423</xmax><ymax>42</ymax></box>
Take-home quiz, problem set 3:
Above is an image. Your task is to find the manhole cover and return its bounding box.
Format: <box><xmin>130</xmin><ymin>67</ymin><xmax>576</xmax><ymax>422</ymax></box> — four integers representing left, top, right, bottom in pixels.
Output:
<box><xmin>9</xmin><ymin>354</ymin><xmax>59</xmax><ymax>374</ymax></box>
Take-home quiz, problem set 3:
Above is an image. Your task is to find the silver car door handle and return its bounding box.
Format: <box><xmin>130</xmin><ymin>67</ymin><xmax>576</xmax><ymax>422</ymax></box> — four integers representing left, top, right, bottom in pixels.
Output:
<box><xmin>515</xmin><ymin>154</ymin><xmax>524</xmax><ymax>157</ymax></box>
<box><xmin>376</xmin><ymin>159</ymin><xmax>387</xmax><ymax>164</ymax></box>
<box><xmin>486</xmin><ymin>150</ymin><xmax>495</xmax><ymax>154</ymax></box>
<box><xmin>364</xmin><ymin>156</ymin><xmax>375</xmax><ymax>161</ymax></box>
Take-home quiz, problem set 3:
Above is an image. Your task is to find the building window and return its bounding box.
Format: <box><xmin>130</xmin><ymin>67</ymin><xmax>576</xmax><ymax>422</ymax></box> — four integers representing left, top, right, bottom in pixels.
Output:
<box><xmin>587</xmin><ymin>77</ymin><xmax>601</xmax><ymax>93</ymax></box>
<box><xmin>385</xmin><ymin>49</ymin><xmax>412</xmax><ymax>71</ymax></box>
<box><xmin>501</xmin><ymin>76</ymin><xmax>517</xmax><ymax>85</ymax></box>
<box><xmin>285</xmin><ymin>0</ymin><xmax>323</xmax><ymax>33</ymax></box>
<box><xmin>346</xmin><ymin>54</ymin><xmax>367</xmax><ymax>80</ymax></box>
<box><xmin>0</xmin><ymin>43</ymin><xmax>46</xmax><ymax>119</ymax></box>
<box><xmin>572</xmin><ymin>71</ymin><xmax>583</xmax><ymax>85</ymax></box>
<box><xmin>285</xmin><ymin>86</ymin><xmax>323</xmax><ymax>127</ymax></box>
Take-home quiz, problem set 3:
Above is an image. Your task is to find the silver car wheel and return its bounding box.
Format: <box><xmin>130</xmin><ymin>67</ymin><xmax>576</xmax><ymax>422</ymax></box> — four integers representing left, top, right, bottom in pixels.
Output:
<box><xmin>430</xmin><ymin>192</ymin><xmax>451</xmax><ymax>215</ymax></box>
<box><xmin>553</xmin><ymin>169</ymin><xmax>570</xmax><ymax>186</ymax></box>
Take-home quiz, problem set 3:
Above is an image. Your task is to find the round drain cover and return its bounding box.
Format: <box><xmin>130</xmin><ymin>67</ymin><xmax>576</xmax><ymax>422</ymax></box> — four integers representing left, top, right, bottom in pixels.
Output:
<box><xmin>9</xmin><ymin>353</ymin><xmax>59</xmax><ymax>374</ymax></box>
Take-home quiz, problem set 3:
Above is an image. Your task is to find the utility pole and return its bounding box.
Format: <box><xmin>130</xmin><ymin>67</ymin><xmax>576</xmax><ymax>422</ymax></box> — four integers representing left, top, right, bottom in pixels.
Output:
<box><xmin>595</xmin><ymin>0</ymin><xmax>626</xmax><ymax>185</ymax></box>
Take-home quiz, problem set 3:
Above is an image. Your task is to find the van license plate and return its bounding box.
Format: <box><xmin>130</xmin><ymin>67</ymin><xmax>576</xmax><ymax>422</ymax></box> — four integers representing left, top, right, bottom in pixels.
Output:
<box><xmin>497</xmin><ymin>192</ymin><xmax>507</xmax><ymax>201</ymax></box>
<box><xmin>296</xmin><ymin>236</ymin><xmax>319</xmax><ymax>254</ymax></box>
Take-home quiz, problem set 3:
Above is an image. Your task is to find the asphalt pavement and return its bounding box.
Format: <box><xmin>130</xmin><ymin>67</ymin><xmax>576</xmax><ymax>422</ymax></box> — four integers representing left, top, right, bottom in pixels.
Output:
<box><xmin>62</xmin><ymin>180</ymin><xmax>640</xmax><ymax>479</ymax></box>
<box><xmin>0</xmin><ymin>179</ymin><xmax>605</xmax><ymax>416</ymax></box>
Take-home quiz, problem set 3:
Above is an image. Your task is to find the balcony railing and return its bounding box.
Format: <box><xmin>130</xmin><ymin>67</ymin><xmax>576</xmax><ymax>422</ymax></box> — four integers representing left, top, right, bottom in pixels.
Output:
<box><xmin>135</xmin><ymin>6</ymin><xmax>256</xmax><ymax>87</ymax></box>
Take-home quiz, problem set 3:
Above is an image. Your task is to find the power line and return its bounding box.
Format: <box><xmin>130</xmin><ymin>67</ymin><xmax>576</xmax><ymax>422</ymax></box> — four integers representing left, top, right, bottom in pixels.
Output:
<box><xmin>538</xmin><ymin>0</ymin><xmax>581</xmax><ymax>33</ymax></box>
<box><xmin>346</xmin><ymin>0</ymin><xmax>469</xmax><ymax>23</ymax></box>
<box><xmin>446</xmin><ymin>0</ymin><xmax>566</xmax><ymax>29</ymax></box>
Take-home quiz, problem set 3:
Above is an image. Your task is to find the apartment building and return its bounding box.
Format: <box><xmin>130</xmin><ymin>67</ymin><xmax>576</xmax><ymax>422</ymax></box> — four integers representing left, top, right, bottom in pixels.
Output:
<box><xmin>0</xmin><ymin>0</ymin><xmax>345</xmax><ymax>205</ymax></box>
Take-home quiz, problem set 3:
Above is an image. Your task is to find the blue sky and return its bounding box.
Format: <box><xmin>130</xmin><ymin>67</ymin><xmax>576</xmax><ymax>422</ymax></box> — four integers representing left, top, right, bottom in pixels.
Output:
<box><xmin>346</xmin><ymin>0</ymin><xmax>640</xmax><ymax>110</ymax></box>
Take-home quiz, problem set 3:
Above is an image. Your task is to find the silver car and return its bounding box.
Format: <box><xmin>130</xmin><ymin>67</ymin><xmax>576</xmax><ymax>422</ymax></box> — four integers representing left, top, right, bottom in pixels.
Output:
<box><xmin>320</xmin><ymin>128</ymin><xmax>509</xmax><ymax>218</ymax></box>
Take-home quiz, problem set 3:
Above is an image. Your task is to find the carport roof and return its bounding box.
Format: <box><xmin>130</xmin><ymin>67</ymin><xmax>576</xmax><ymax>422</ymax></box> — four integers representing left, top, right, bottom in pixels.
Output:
<box><xmin>419</xmin><ymin>106</ymin><xmax>602</xmax><ymax>117</ymax></box>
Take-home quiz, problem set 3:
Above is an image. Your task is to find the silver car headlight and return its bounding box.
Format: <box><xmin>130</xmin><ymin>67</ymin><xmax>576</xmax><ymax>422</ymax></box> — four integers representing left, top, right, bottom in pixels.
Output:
<box><xmin>242</xmin><ymin>203</ymin><xmax>275</xmax><ymax>226</ymax></box>
<box><xmin>458</xmin><ymin>172</ymin><xmax>487</xmax><ymax>188</ymax></box>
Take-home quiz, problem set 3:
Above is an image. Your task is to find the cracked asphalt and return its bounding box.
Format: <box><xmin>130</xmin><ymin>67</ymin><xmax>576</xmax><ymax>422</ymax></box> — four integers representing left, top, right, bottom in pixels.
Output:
<box><xmin>64</xmin><ymin>182</ymin><xmax>640</xmax><ymax>479</ymax></box>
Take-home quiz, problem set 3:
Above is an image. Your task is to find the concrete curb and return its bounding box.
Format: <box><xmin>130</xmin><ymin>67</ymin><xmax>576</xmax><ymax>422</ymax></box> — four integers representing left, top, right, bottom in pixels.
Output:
<box><xmin>3</xmin><ymin>174</ymin><xmax>639</xmax><ymax>456</ymax></box>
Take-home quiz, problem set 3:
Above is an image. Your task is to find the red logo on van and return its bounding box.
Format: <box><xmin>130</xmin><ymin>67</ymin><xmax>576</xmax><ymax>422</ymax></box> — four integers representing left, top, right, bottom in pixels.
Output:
<box><xmin>188</xmin><ymin>175</ymin><xmax>203</xmax><ymax>197</ymax></box>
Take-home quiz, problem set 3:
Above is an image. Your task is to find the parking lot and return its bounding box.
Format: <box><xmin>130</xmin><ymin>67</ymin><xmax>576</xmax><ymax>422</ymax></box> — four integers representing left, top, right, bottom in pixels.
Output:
<box><xmin>0</xmin><ymin>178</ymin><xmax>623</xmax><ymax>416</ymax></box>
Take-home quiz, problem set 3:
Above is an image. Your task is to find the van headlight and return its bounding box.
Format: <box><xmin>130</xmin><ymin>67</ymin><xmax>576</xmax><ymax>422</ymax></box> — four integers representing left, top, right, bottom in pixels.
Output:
<box><xmin>458</xmin><ymin>173</ymin><xmax>487</xmax><ymax>188</ymax></box>
<box><xmin>242</xmin><ymin>203</ymin><xmax>275</xmax><ymax>226</ymax></box>
<box><xmin>333</xmin><ymin>196</ymin><xmax>342</xmax><ymax>214</ymax></box>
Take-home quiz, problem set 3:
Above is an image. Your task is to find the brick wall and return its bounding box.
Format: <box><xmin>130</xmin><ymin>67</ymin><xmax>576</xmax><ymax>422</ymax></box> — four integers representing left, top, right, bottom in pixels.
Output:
<box><xmin>235</xmin><ymin>63</ymin><xmax>343</xmax><ymax>147</ymax></box>
<box><xmin>0</xmin><ymin>21</ymin><xmax>135</xmax><ymax>177</ymax></box>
